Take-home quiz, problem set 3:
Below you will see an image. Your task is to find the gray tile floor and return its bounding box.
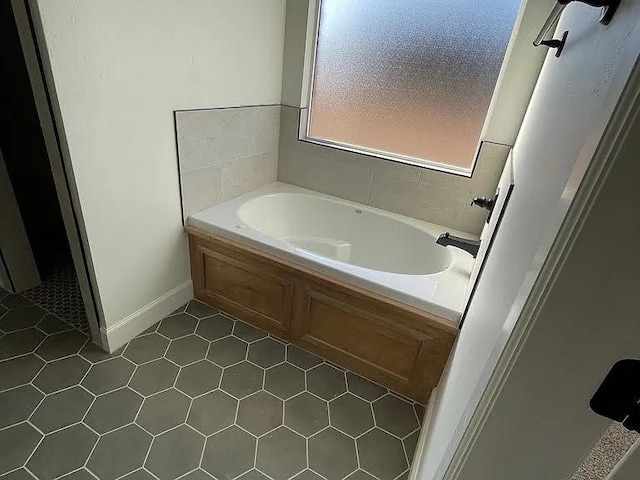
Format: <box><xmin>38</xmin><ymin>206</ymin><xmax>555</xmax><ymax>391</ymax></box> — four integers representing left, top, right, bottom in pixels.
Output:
<box><xmin>0</xmin><ymin>288</ymin><xmax>424</xmax><ymax>480</ymax></box>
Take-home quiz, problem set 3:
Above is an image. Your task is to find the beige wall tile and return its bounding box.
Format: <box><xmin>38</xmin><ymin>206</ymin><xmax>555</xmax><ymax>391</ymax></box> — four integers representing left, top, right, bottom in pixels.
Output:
<box><xmin>253</xmin><ymin>106</ymin><xmax>281</xmax><ymax>153</ymax></box>
<box><xmin>223</xmin><ymin>152</ymin><xmax>278</xmax><ymax>200</ymax></box>
<box><xmin>181</xmin><ymin>166</ymin><xmax>223</xmax><ymax>220</ymax></box>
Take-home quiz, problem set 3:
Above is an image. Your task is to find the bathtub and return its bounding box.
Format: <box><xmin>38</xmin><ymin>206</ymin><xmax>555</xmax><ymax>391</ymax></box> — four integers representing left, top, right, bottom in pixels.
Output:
<box><xmin>188</xmin><ymin>182</ymin><xmax>474</xmax><ymax>323</ymax></box>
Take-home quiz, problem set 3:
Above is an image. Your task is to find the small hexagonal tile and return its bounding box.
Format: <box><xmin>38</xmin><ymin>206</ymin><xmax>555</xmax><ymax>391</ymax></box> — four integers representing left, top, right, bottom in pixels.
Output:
<box><xmin>346</xmin><ymin>373</ymin><xmax>387</xmax><ymax>402</ymax></box>
<box><xmin>123</xmin><ymin>334</ymin><xmax>169</xmax><ymax>364</ymax></box>
<box><xmin>129</xmin><ymin>358</ymin><xmax>179</xmax><ymax>396</ymax></box>
<box><xmin>79</xmin><ymin>343</ymin><xmax>124</xmax><ymax>363</ymax></box>
<box><xmin>330</xmin><ymin>393</ymin><xmax>374</xmax><ymax>437</ymax></box>
<box><xmin>157</xmin><ymin>313</ymin><xmax>198</xmax><ymax>339</ymax></box>
<box><xmin>84</xmin><ymin>387</ymin><xmax>143</xmax><ymax>434</ymax></box>
<box><xmin>82</xmin><ymin>357</ymin><xmax>136</xmax><ymax>395</ymax></box>
<box><xmin>373</xmin><ymin>395</ymin><xmax>419</xmax><ymax>438</ymax></box>
<box><xmin>137</xmin><ymin>389</ymin><xmax>190</xmax><ymax>434</ymax></box>
<box><xmin>187</xmin><ymin>390</ymin><xmax>237</xmax><ymax>435</ymax></box>
<box><xmin>0</xmin><ymin>305</ymin><xmax>47</xmax><ymax>332</ymax></box>
<box><xmin>403</xmin><ymin>430</ymin><xmax>419</xmax><ymax>463</ymax></box>
<box><xmin>0</xmin><ymin>423</ymin><xmax>42</xmax><ymax>475</ymax></box>
<box><xmin>35</xmin><ymin>330</ymin><xmax>87</xmax><ymax>361</ymax></box>
<box><xmin>285</xmin><ymin>393</ymin><xmax>329</xmax><ymax>437</ymax></box>
<box><xmin>207</xmin><ymin>336</ymin><xmax>247</xmax><ymax>367</ymax></box>
<box><xmin>176</xmin><ymin>360</ymin><xmax>222</xmax><ymax>397</ymax></box>
<box><xmin>186</xmin><ymin>300</ymin><xmax>219</xmax><ymax>319</ymax></box>
<box><xmin>0</xmin><ymin>328</ymin><xmax>45</xmax><ymax>360</ymax></box>
<box><xmin>307</xmin><ymin>364</ymin><xmax>346</xmax><ymax>400</ymax></box>
<box><xmin>165</xmin><ymin>335</ymin><xmax>209</xmax><ymax>366</ymax></box>
<box><xmin>264</xmin><ymin>363</ymin><xmax>305</xmax><ymax>400</ymax></box>
<box><xmin>196</xmin><ymin>314</ymin><xmax>234</xmax><ymax>341</ymax></box>
<box><xmin>0</xmin><ymin>354</ymin><xmax>45</xmax><ymax>391</ymax></box>
<box><xmin>0</xmin><ymin>294</ymin><xmax>32</xmax><ymax>310</ymax></box>
<box><xmin>220</xmin><ymin>361</ymin><xmax>264</xmax><ymax>398</ymax></box>
<box><xmin>37</xmin><ymin>314</ymin><xmax>72</xmax><ymax>334</ymax></box>
<box><xmin>34</xmin><ymin>356</ymin><xmax>91</xmax><ymax>394</ymax></box>
<box><xmin>202</xmin><ymin>426</ymin><xmax>256</xmax><ymax>480</ymax></box>
<box><xmin>31</xmin><ymin>386</ymin><xmax>94</xmax><ymax>434</ymax></box>
<box><xmin>257</xmin><ymin>427</ymin><xmax>306</xmax><ymax>480</ymax></box>
<box><xmin>146</xmin><ymin>425</ymin><xmax>205</xmax><ymax>480</ymax></box>
<box><xmin>237</xmin><ymin>391</ymin><xmax>283</xmax><ymax>436</ymax></box>
<box><xmin>357</xmin><ymin>429</ymin><xmax>408</xmax><ymax>480</ymax></box>
<box><xmin>309</xmin><ymin>428</ymin><xmax>357</xmax><ymax>480</ymax></box>
<box><xmin>286</xmin><ymin>345</ymin><xmax>323</xmax><ymax>370</ymax></box>
<box><xmin>233</xmin><ymin>321</ymin><xmax>267</xmax><ymax>342</ymax></box>
<box><xmin>247</xmin><ymin>338</ymin><xmax>285</xmax><ymax>368</ymax></box>
<box><xmin>0</xmin><ymin>384</ymin><xmax>44</xmax><ymax>429</ymax></box>
<box><xmin>27</xmin><ymin>424</ymin><xmax>98</xmax><ymax>480</ymax></box>
<box><xmin>88</xmin><ymin>424</ymin><xmax>152</xmax><ymax>480</ymax></box>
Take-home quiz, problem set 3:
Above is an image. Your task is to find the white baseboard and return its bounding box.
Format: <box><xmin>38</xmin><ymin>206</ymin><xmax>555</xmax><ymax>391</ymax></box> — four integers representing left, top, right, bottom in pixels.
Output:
<box><xmin>101</xmin><ymin>280</ymin><xmax>193</xmax><ymax>352</ymax></box>
<box><xmin>409</xmin><ymin>387</ymin><xmax>439</xmax><ymax>480</ymax></box>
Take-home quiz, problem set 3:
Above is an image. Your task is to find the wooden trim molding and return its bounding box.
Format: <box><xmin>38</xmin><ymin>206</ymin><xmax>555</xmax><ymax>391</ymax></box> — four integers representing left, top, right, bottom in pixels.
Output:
<box><xmin>186</xmin><ymin>226</ymin><xmax>458</xmax><ymax>402</ymax></box>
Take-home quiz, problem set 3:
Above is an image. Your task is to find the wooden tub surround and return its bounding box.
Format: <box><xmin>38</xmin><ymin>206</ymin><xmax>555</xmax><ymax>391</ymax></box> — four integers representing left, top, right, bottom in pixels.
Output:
<box><xmin>186</xmin><ymin>225</ymin><xmax>459</xmax><ymax>402</ymax></box>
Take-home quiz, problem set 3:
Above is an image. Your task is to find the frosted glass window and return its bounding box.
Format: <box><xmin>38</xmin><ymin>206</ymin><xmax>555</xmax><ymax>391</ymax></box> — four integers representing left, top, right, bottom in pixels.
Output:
<box><xmin>308</xmin><ymin>0</ymin><xmax>521</xmax><ymax>172</ymax></box>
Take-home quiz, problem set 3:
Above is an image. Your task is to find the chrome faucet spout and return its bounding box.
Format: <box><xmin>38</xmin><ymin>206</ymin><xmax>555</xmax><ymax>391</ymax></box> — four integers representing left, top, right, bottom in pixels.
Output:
<box><xmin>436</xmin><ymin>233</ymin><xmax>480</xmax><ymax>258</ymax></box>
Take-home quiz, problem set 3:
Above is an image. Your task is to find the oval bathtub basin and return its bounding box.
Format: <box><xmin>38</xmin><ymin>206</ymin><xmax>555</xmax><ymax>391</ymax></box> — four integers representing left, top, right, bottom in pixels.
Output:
<box><xmin>188</xmin><ymin>182</ymin><xmax>474</xmax><ymax>323</ymax></box>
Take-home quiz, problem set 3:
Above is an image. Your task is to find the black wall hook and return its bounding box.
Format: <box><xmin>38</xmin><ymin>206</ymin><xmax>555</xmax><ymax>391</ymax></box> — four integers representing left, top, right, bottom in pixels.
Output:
<box><xmin>540</xmin><ymin>30</ymin><xmax>569</xmax><ymax>58</ymax></box>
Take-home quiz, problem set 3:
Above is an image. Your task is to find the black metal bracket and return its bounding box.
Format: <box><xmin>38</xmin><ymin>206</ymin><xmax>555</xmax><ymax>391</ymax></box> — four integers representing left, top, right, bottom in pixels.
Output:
<box><xmin>539</xmin><ymin>31</ymin><xmax>569</xmax><ymax>58</ymax></box>
<box><xmin>590</xmin><ymin>359</ymin><xmax>640</xmax><ymax>434</ymax></box>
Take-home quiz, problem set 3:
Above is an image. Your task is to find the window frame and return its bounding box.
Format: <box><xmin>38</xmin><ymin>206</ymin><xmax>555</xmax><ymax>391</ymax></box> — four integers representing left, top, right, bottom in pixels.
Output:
<box><xmin>297</xmin><ymin>0</ymin><xmax>525</xmax><ymax>178</ymax></box>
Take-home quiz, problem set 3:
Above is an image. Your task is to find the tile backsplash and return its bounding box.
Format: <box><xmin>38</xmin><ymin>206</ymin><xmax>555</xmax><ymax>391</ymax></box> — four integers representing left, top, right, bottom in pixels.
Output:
<box><xmin>176</xmin><ymin>104</ymin><xmax>509</xmax><ymax>236</ymax></box>
<box><xmin>176</xmin><ymin>105</ymin><xmax>280</xmax><ymax>220</ymax></box>
<box><xmin>278</xmin><ymin>106</ymin><xmax>510</xmax><ymax>235</ymax></box>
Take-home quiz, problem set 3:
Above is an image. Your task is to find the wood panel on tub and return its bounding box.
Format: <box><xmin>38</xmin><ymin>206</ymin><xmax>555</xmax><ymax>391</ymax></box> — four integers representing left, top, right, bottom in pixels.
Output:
<box><xmin>186</xmin><ymin>226</ymin><xmax>459</xmax><ymax>402</ymax></box>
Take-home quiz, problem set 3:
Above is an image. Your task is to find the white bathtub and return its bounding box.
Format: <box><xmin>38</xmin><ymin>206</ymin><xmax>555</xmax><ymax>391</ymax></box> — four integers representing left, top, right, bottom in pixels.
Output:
<box><xmin>188</xmin><ymin>182</ymin><xmax>474</xmax><ymax>323</ymax></box>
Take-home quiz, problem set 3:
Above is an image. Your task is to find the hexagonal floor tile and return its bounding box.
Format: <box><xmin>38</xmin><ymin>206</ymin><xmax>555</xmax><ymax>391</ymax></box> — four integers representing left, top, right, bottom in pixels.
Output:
<box><xmin>330</xmin><ymin>393</ymin><xmax>374</xmax><ymax>437</ymax></box>
<box><xmin>88</xmin><ymin>424</ymin><xmax>152</xmax><ymax>480</ymax></box>
<box><xmin>187</xmin><ymin>390</ymin><xmax>237</xmax><ymax>435</ymax></box>
<box><xmin>186</xmin><ymin>300</ymin><xmax>218</xmax><ymax>319</ymax></box>
<box><xmin>31</xmin><ymin>386</ymin><xmax>93</xmax><ymax>434</ymax></box>
<box><xmin>33</xmin><ymin>356</ymin><xmax>91</xmax><ymax>394</ymax></box>
<box><xmin>220</xmin><ymin>362</ymin><xmax>264</xmax><ymax>398</ymax></box>
<box><xmin>79</xmin><ymin>342</ymin><xmax>124</xmax><ymax>363</ymax></box>
<box><xmin>82</xmin><ymin>357</ymin><xmax>136</xmax><ymax>395</ymax></box>
<box><xmin>196</xmin><ymin>314</ymin><xmax>233</xmax><ymax>341</ymax></box>
<box><xmin>36</xmin><ymin>314</ymin><xmax>71</xmax><ymax>334</ymax></box>
<box><xmin>0</xmin><ymin>384</ymin><xmax>44</xmax><ymax>429</ymax></box>
<box><xmin>27</xmin><ymin>424</ymin><xmax>98</xmax><ymax>480</ymax></box>
<box><xmin>165</xmin><ymin>335</ymin><xmax>209</xmax><ymax>366</ymax></box>
<box><xmin>233</xmin><ymin>321</ymin><xmax>267</xmax><ymax>343</ymax></box>
<box><xmin>372</xmin><ymin>395</ymin><xmax>419</xmax><ymax>438</ymax></box>
<box><xmin>0</xmin><ymin>305</ymin><xmax>47</xmax><ymax>332</ymax></box>
<box><xmin>84</xmin><ymin>387</ymin><xmax>143</xmax><ymax>434</ymax></box>
<box><xmin>202</xmin><ymin>426</ymin><xmax>256</xmax><ymax>480</ymax></box>
<box><xmin>285</xmin><ymin>392</ymin><xmax>329</xmax><ymax>437</ymax></box>
<box><xmin>0</xmin><ymin>423</ymin><xmax>42</xmax><ymax>475</ymax></box>
<box><xmin>0</xmin><ymin>329</ymin><xmax>46</xmax><ymax>360</ymax></box>
<box><xmin>129</xmin><ymin>358</ymin><xmax>179</xmax><ymax>396</ymax></box>
<box><xmin>35</xmin><ymin>330</ymin><xmax>87</xmax><ymax>361</ymax></box>
<box><xmin>346</xmin><ymin>373</ymin><xmax>388</xmax><ymax>402</ymax></box>
<box><xmin>257</xmin><ymin>427</ymin><xmax>306</xmax><ymax>480</ymax></box>
<box><xmin>207</xmin><ymin>336</ymin><xmax>248</xmax><ymax>367</ymax></box>
<box><xmin>286</xmin><ymin>345</ymin><xmax>323</xmax><ymax>370</ymax></box>
<box><xmin>2</xmin><ymin>468</ymin><xmax>37</xmax><ymax>480</ymax></box>
<box><xmin>177</xmin><ymin>470</ymin><xmax>214</xmax><ymax>480</ymax></box>
<box><xmin>403</xmin><ymin>430</ymin><xmax>419</xmax><ymax>463</ymax></box>
<box><xmin>137</xmin><ymin>388</ymin><xmax>190</xmax><ymax>434</ymax></box>
<box><xmin>0</xmin><ymin>354</ymin><xmax>45</xmax><ymax>391</ymax></box>
<box><xmin>292</xmin><ymin>471</ymin><xmax>324</xmax><ymax>480</ymax></box>
<box><xmin>176</xmin><ymin>360</ymin><xmax>222</xmax><ymax>397</ymax></box>
<box><xmin>357</xmin><ymin>429</ymin><xmax>408</xmax><ymax>480</ymax></box>
<box><xmin>345</xmin><ymin>471</ymin><xmax>377</xmax><ymax>480</ymax></box>
<box><xmin>60</xmin><ymin>470</ymin><xmax>101</xmax><ymax>480</ymax></box>
<box><xmin>307</xmin><ymin>364</ymin><xmax>346</xmax><ymax>400</ymax></box>
<box><xmin>247</xmin><ymin>338</ymin><xmax>285</xmax><ymax>368</ymax></box>
<box><xmin>265</xmin><ymin>363</ymin><xmax>305</xmax><ymax>400</ymax></box>
<box><xmin>237</xmin><ymin>391</ymin><xmax>283</xmax><ymax>436</ymax></box>
<box><xmin>123</xmin><ymin>334</ymin><xmax>169</xmax><ymax>364</ymax></box>
<box><xmin>0</xmin><ymin>294</ymin><xmax>32</xmax><ymax>310</ymax></box>
<box><xmin>157</xmin><ymin>313</ymin><xmax>198</xmax><ymax>339</ymax></box>
<box><xmin>145</xmin><ymin>425</ymin><xmax>204</xmax><ymax>480</ymax></box>
<box><xmin>308</xmin><ymin>428</ymin><xmax>357</xmax><ymax>480</ymax></box>
<box><xmin>117</xmin><ymin>470</ymin><xmax>157</xmax><ymax>480</ymax></box>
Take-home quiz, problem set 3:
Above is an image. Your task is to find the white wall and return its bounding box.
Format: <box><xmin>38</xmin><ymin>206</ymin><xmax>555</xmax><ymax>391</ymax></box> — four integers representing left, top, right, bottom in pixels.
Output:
<box><xmin>417</xmin><ymin>2</ymin><xmax>640</xmax><ymax>479</ymax></box>
<box><xmin>33</xmin><ymin>0</ymin><xmax>286</xmax><ymax>333</ymax></box>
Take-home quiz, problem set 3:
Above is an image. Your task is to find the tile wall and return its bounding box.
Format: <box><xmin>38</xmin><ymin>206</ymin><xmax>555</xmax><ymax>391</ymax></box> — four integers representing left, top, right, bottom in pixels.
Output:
<box><xmin>176</xmin><ymin>106</ymin><xmax>281</xmax><ymax>220</ymax></box>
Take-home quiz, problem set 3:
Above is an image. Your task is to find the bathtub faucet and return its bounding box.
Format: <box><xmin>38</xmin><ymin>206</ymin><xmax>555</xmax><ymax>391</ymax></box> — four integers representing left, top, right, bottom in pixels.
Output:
<box><xmin>436</xmin><ymin>233</ymin><xmax>480</xmax><ymax>258</ymax></box>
